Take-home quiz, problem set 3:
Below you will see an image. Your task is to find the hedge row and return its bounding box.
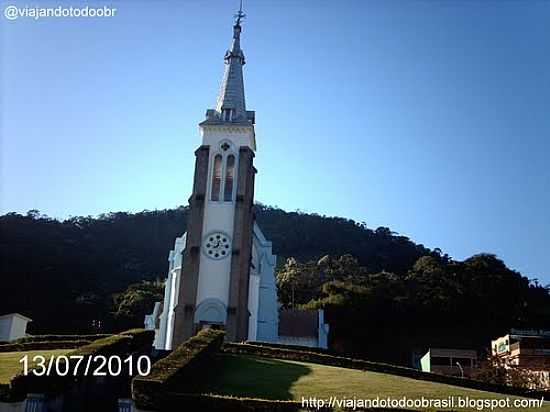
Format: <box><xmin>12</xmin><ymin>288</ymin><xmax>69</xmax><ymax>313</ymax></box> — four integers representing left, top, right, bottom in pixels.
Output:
<box><xmin>0</xmin><ymin>334</ymin><xmax>115</xmax><ymax>352</ymax></box>
<box><xmin>0</xmin><ymin>340</ymin><xmax>91</xmax><ymax>353</ymax></box>
<box><xmin>68</xmin><ymin>328</ymin><xmax>154</xmax><ymax>358</ymax></box>
<box><xmin>2</xmin><ymin>329</ymin><xmax>154</xmax><ymax>402</ymax></box>
<box><xmin>154</xmin><ymin>393</ymin><xmax>415</xmax><ymax>412</ymax></box>
<box><xmin>11</xmin><ymin>334</ymin><xmax>111</xmax><ymax>344</ymax></box>
<box><xmin>120</xmin><ymin>328</ymin><xmax>156</xmax><ymax>349</ymax></box>
<box><xmin>159</xmin><ymin>393</ymin><xmax>308</xmax><ymax>412</ymax></box>
<box><xmin>132</xmin><ymin>329</ymin><xmax>225</xmax><ymax>410</ymax></box>
<box><xmin>223</xmin><ymin>343</ymin><xmax>550</xmax><ymax>401</ymax></box>
<box><xmin>246</xmin><ymin>340</ymin><xmax>329</xmax><ymax>354</ymax></box>
<box><xmin>0</xmin><ymin>385</ymin><xmax>9</xmax><ymax>401</ymax></box>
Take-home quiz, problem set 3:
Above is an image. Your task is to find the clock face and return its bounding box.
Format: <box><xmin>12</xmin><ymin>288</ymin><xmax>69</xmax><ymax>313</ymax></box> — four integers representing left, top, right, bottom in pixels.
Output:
<box><xmin>203</xmin><ymin>232</ymin><xmax>231</xmax><ymax>260</ymax></box>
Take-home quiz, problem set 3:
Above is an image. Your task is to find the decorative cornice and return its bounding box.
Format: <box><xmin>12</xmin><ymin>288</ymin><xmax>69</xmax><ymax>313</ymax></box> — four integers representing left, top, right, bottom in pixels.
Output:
<box><xmin>199</xmin><ymin>124</ymin><xmax>254</xmax><ymax>134</ymax></box>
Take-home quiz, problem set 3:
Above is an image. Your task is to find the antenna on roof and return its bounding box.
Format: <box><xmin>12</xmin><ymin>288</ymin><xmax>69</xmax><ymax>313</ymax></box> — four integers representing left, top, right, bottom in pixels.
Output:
<box><xmin>234</xmin><ymin>0</ymin><xmax>246</xmax><ymax>26</ymax></box>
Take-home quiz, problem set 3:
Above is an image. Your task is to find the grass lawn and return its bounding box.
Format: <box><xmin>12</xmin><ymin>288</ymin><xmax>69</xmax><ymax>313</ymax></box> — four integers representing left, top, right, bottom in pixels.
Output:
<box><xmin>0</xmin><ymin>349</ymin><xmax>73</xmax><ymax>384</ymax></box>
<box><xmin>200</xmin><ymin>354</ymin><xmax>550</xmax><ymax>412</ymax></box>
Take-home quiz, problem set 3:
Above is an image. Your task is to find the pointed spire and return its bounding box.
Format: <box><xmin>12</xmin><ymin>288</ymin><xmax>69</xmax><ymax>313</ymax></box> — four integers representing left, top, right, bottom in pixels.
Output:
<box><xmin>212</xmin><ymin>2</ymin><xmax>249</xmax><ymax>123</ymax></box>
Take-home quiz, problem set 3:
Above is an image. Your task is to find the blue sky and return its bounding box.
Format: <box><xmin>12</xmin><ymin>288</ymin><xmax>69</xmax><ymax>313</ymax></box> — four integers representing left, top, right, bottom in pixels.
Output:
<box><xmin>1</xmin><ymin>0</ymin><xmax>549</xmax><ymax>284</ymax></box>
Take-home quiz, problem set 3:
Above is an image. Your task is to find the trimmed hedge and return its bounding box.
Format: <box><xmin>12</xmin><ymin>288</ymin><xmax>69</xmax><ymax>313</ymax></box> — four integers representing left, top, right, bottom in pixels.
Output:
<box><xmin>246</xmin><ymin>341</ymin><xmax>329</xmax><ymax>354</ymax></box>
<box><xmin>0</xmin><ymin>333</ymin><xmax>117</xmax><ymax>352</ymax></box>
<box><xmin>159</xmin><ymin>393</ymin><xmax>307</xmax><ymax>412</ymax></box>
<box><xmin>132</xmin><ymin>329</ymin><xmax>225</xmax><ymax>410</ymax></box>
<box><xmin>120</xmin><ymin>328</ymin><xmax>156</xmax><ymax>349</ymax></box>
<box><xmin>5</xmin><ymin>335</ymin><xmax>133</xmax><ymax>401</ymax></box>
<box><xmin>11</xmin><ymin>334</ymin><xmax>111</xmax><ymax>344</ymax></box>
<box><xmin>65</xmin><ymin>329</ymin><xmax>153</xmax><ymax>359</ymax></box>
<box><xmin>160</xmin><ymin>393</ymin><xmax>306</xmax><ymax>412</ymax></box>
<box><xmin>154</xmin><ymin>392</ymin><xmax>415</xmax><ymax>412</ymax></box>
<box><xmin>223</xmin><ymin>343</ymin><xmax>550</xmax><ymax>401</ymax></box>
<box><xmin>1</xmin><ymin>329</ymin><xmax>154</xmax><ymax>402</ymax></box>
<box><xmin>0</xmin><ymin>384</ymin><xmax>9</xmax><ymax>400</ymax></box>
<box><xmin>0</xmin><ymin>340</ymin><xmax>91</xmax><ymax>353</ymax></box>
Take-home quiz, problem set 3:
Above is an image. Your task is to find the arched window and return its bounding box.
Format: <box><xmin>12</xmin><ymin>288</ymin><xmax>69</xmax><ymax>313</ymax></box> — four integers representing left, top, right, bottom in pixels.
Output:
<box><xmin>221</xmin><ymin>109</ymin><xmax>233</xmax><ymax>122</ymax></box>
<box><xmin>211</xmin><ymin>154</ymin><xmax>222</xmax><ymax>201</ymax></box>
<box><xmin>224</xmin><ymin>155</ymin><xmax>235</xmax><ymax>201</ymax></box>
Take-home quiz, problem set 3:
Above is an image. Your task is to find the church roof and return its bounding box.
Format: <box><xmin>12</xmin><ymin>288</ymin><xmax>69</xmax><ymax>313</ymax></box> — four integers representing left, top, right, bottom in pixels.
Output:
<box><xmin>200</xmin><ymin>6</ymin><xmax>255</xmax><ymax>126</ymax></box>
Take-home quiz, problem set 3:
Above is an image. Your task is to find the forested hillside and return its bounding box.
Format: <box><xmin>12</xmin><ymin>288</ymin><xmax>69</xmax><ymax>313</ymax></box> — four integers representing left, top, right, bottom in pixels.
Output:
<box><xmin>277</xmin><ymin>254</ymin><xmax>550</xmax><ymax>365</ymax></box>
<box><xmin>1</xmin><ymin>205</ymin><xmax>548</xmax><ymax>366</ymax></box>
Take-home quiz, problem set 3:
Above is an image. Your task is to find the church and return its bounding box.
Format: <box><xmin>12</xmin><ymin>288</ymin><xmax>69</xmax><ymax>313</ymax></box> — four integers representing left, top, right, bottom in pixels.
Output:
<box><xmin>149</xmin><ymin>8</ymin><xmax>328</xmax><ymax>350</ymax></box>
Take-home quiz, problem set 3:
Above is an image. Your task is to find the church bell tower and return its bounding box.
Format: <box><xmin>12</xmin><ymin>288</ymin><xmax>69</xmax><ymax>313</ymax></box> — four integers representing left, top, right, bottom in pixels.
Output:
<box><xmin>171</xmin><ymin>6</ymin><xmax>257</xmax><ymax>346</ymax></box>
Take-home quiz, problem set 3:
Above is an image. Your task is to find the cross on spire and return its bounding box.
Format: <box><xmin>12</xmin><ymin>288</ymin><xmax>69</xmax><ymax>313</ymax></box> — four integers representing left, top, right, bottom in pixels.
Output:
<box><xmin>214</xmin><ymin>2</ymin><xmax>247</xmax><ymax>122</ymax></box>
<box><xmin>201</xmin><ymin>2</ymin><xmax>255</xmax><ymax>126</ymax></box>
<box><xmin>234</xmin><ymin>0</ymin><xmax>245</xmax><ymax>26</ymax></box>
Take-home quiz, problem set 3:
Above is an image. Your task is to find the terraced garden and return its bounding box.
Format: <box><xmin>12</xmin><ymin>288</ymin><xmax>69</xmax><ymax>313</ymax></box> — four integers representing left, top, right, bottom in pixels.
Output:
<box><xmin>199</xmin><ymin>354</ymin><xmax>550</xmax><ymax>412</ymax></box>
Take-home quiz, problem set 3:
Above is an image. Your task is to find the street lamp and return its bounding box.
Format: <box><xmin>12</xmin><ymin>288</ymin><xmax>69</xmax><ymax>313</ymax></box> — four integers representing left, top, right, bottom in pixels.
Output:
<box><xmin>456</xmin><ymin>361</ymin><xmax>464</xmax><ymax>378</ymax></box>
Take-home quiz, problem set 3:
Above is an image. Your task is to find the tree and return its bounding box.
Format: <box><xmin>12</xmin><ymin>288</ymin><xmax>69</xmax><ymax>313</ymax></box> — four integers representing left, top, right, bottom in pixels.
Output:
<box><xmin>276</xmin><ymin>258</ymin><xmax>322</xmax><ymax>308</ymax></box>
<box><xmin>112</xmin><ymin>280</ymin><xmax>164</xmax><ymax>330</ymax></box>
<box><xmin>1</xmin><ymin>206</ymin><xmax>548</xmax><ymax>363</ymax></box>
<box><xmin>473</xmin><ymin>356</ymin><xmax>547</xmax><ymax>390</ymax></box>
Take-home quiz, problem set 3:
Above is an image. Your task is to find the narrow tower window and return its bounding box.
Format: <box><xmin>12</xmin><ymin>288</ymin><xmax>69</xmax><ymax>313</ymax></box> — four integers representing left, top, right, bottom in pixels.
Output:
<box><xmin>224</xmin><ymin>155</ymin><xmax>235</xmax><ymax>201</ymax></box>
<box><xmin>211</xmin><ymin>154</ymin><xmax>222</xmax><ymax>201</ymax></box>
<box><xmin>222</xmin><ymin>108</ymin><xmax>233</xmax><ymax>122</ymax></box>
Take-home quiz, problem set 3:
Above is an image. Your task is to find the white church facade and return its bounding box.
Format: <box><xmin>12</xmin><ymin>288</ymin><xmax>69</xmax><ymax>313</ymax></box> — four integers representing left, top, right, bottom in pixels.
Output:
<box><xmin>149</xmin><ymin>8</ymin><xmax>328</xmax><ymax>350</ymax></box>
<box><xmin>153</xmin><ymin>222</ymin><xmax>279</xmax><ymax>350</ymax></box>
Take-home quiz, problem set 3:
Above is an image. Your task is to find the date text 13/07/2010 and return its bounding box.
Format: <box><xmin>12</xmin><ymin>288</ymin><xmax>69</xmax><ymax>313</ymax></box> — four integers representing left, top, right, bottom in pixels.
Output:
<box><xmin>19</xmin><ymin>354</ymin><xmax>151</xmax><ymax>377</ymax></box>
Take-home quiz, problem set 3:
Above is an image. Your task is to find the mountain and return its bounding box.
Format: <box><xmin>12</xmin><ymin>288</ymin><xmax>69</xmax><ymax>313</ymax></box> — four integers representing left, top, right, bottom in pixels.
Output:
<box><xmin>0</xmin><ymin>205</ymin><xmax>433</xmax><ymax>334</ymax></box>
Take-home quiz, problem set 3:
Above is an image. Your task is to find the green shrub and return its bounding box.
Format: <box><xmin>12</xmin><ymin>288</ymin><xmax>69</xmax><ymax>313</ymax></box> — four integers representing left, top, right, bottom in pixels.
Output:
<box><xmin>2</xmin><ymin>329</ymin><xmax>154</xmax><ymax>402</ymax></box>
<box><xmin>157</xmin><ymin>393</ymin><xmax>316</xmax><ymax>411</ymax></box>
<box><xmin>246</xmin><ymin>341</ymin><xmax>329</xmax><ymax>354</ymax></box>
<box><xmin>132</xmin><ymin>329</ymin><xmax>225</xmax><ymax>410</ymax></box>
<box><xmin>223</xmin><ymin>343</ymin><xmax>550</xmax><ymax>401</ymax></box>
<box><xmin>120</xmin><ymin>328</ymin><xmax>155</xmax><ymax>350</ymax></box>
<box><xmin>68</xmin><ymin>334</ymin><xmax>133</xmax><ymax>357</ymax></box>
<box><xmin>154</xmin><ymin>392</ymin><xmax>414</xmax><ymax>412</ymax></box>
<box><xmin>11</xmin><ymin>334</ymin><xmax>111</xmax><ymax>344</ymax></box>
<box><xmin>0</xmin><ymin>384</ymin><xmax>9</xmax><ymax>400</ymax></box>
<box><xmin>0</xmin><ymin>334</ymin><xmax>115</xmax><ymax>352</ymax></box>
<box><xmin>0</xmin><ymin>340</ymin><xmax>91</xmax><ymax>353</ymax></box>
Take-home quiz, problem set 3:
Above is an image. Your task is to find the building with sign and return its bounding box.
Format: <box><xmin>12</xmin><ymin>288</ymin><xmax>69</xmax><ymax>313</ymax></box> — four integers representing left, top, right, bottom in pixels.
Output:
<box><xmin>491</xmin><ymin>329</ymin><xmax>550</xmax><ymax>369</ymax></box>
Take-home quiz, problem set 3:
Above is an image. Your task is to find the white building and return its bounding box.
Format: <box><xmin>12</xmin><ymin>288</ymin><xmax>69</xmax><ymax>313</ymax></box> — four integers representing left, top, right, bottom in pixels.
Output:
<box><xmin>420</xmin><ymin>348</ymin><xmax>477</xmax><ymax>377</ymax></box>
<box><xmin>490</xmin><ymin>329</ymin><xmax>550</xmax><ymax>388</ymax></box>
<box><xmin>0</xmin><ymin>313</ymin><xmax>32</xmax><ymax>342</ymax></box>
<box><xmin>147</xmin><ymin>7</ymin><xmax>329</xmax><ymax>351</ymax></box>
<box><xmin>151</xmin><ymin>8</ymin><xmax>279</xmax><ymax>350</ymax></box>
<box><xmin>153</xmin><ymin>223</ymin><xmax>279</xmax><ymax>350</ymax></box>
